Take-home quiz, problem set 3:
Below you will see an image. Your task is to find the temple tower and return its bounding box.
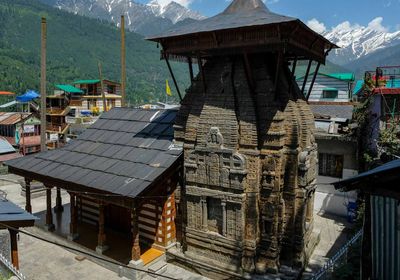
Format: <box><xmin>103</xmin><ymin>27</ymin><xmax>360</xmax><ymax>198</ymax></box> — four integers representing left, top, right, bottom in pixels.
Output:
<box><xmin>148</xmin><ymin>0</ymin><xmax>336</xmax><ymax>278</ymax></box>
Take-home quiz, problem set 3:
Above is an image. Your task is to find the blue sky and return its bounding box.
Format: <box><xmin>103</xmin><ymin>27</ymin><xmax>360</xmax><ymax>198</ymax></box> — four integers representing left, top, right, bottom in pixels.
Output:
<box><xmin>137</xmin><ymin>0</ymin><xmax>400</xmax><ymax>32</ymax></box>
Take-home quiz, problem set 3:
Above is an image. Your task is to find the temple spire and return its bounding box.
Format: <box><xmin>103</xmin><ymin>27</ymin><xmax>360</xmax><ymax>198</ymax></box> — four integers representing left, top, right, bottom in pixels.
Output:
<box><xmin>223</xmin><ymin>0</ymin><xmax>269</xmax><ymax>14</ymax></box>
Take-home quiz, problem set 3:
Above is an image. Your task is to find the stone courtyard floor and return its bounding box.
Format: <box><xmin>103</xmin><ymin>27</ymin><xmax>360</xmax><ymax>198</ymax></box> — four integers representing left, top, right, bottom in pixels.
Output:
<box><xmin>0</xmin><ymin>174</ymin><xmax>354</xmax><ymax>280</ymax></box>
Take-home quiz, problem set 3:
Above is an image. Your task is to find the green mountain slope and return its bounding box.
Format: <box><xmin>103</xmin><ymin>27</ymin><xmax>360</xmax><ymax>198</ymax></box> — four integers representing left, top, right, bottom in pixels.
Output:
<box><xmin>0</xmin><ymin>0</ymin><xmax>188</xmax><ymax>105</ymax></box>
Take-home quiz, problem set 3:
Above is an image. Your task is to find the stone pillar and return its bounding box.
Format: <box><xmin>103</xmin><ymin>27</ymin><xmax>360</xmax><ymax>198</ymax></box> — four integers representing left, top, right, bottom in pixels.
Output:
<box><xmin>68</xmin><ymin>193</ymin><xmax>79</xmax><ymax>241</ymax></box>
<box><xmin>96</xmin><ymin>203</ymin><xmax>108</xmax><ymax>254</ymax></box>
<box><xmin>54</xmin><ymin>187</ymin><xmax>63</xmax><ymax>213</ymax></box>
<box><xmin>221</xmin><ymin>201</ymin><xmax>227</xmax><ymax>236</ymax></box>
<box><xmin>45</xmin><ymin>186</ymin><xmax>55</xmax><ymax>231</ymax></box>
<box><xmin>201</xmin><ymin>196</ymin><xmax>207</xmax><ymax>231</ymax></box>
<box><xmin>131</xmin><ymin>206</ymin><xmax>141</xmax><ymax>262</ymax></box>
<box><xmin>9</xmin><ymin>229</ymin><xmax>19</xmax><ymax>269</ymax></box>
<box><xmin>24</xmin><ymin>178</ymin><xmax>32</xmax><ymax>213</ymax></box>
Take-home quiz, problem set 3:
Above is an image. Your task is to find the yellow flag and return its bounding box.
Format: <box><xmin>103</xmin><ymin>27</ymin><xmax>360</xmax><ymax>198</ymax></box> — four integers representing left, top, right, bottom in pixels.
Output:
<box><xmin>166</xmin><ymin>79</ymin><xmax>172</xmax><ymax>96</ymax></box>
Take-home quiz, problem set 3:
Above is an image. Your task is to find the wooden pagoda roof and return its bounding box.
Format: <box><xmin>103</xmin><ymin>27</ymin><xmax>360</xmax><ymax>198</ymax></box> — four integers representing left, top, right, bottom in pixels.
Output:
<box><xmin>147</xmin><ymin>0</ymin><xmax>337</xmax><ymax>63</ymax></box>
<box><xmin>5</xmin><ymin>108</ymin><xmax>182</xmax><ymax>204</ymax></box>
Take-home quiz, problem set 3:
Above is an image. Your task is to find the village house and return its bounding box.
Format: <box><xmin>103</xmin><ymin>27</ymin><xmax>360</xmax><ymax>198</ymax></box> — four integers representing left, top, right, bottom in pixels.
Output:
<box><xmin>0</xmin><ymin>112</ymin><xmax>41</xmax><ymax>155</ymax></box>
<box><xmin>72</xmin><ymin>79</ymin><xmax>122</xmax><ymax>114</ymax></box>
<box><xmin>46</xmin><ymin>88</ymin><xmax>71</xmax><ymax>149</ymax></box>
<box><xmin>334</xmin><ymin>159</ymin><xmax>400</xmax><ymax>280</ymax></box>
<box><xmin>299</xmin><ymin>72</ymin><xmax>359</xmax><ymax>218</ymax></box>
<box><xmin>147</xmin><ymin>0</ymin><xmax>336</xmax><ymax>278</ymax></box>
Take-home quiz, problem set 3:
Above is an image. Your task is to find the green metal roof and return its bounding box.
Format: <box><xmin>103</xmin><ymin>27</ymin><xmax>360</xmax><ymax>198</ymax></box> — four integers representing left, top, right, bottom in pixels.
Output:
<box><xmin>325</xmin><ymin>73</ymin><xmax>355</xmax><ymax>82</ymax></box>
<box><xmin>323</xmin><ymin>87</ymin><xmax>338</xmax><ymax>91</ymax></box>
<box><xmin>72</xmin><ymin>79</ymin><xmax>100</xmax><ymax>85</ymax></box>
<box><xmin>55</xmin><ymin>84</ymin><xmax>83</xmax><ymax>94</ymax></box>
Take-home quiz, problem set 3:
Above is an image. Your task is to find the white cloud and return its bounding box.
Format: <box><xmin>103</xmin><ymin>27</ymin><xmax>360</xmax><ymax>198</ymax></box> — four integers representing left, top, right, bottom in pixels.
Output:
<box><xmin>367</xmin><ymin>17</ymin><xmax>388</xmax><ymax>32</ymax></box>
<box><xmin>307</xmin><ymin>18</ymin><xmax>327</xmax><ymax>34</ymax></box>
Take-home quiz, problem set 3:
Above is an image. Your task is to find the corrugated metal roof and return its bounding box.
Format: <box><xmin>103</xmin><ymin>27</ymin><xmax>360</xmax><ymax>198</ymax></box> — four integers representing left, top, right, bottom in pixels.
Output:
<box><xmin>0</xmin><ymin>113</ymin><xmax>31</xmax><ymax>125</ymax></box>
<box><xmin>6</xmin><ymin>108</ymin><xmax>182</xmax><ymax>199</ymax></box>
<box><xmin>55</xmin><ymin>85</ymin><xmax>83</xmax><ymax>94</ymax></box>
<box><xmin>73</xmin><ymin>80</ymin><xmax>100</xmax><ymax>85</ymax></box>
<box><xmin>325</xmin><ymin>73</ymin><xmax>355</xmax><ymax>82</ymax></box>
<box><xmin>353</xmin><ymin>80</ymin><xmax>364</xmax><ymax>95</ymax></box>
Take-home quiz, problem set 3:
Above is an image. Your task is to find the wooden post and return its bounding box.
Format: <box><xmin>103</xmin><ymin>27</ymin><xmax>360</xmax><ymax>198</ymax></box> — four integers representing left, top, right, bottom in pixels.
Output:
<box><xmin>45</xmin><ymin>186</ymin><xmax>55</xmax><ymax>231</ymax></box>
<box><xmin>68</xmin><ymin>192</ymin><xmax>79</xmax><ymax>241</ymax></box>
<box><xmin>301</xmin><ymin>60</ymin><xmax>312</xmax><ymax>95</ymax></box>
<box><xmin>54</xmin><ymin>187</ymin><xmax>63</xmax><ymax>213</ymax></box>
<box><xmin>9</xmin><ymin>229</ymin><xmax>19</xmax><ymax>269</ymax></box>
<box><xmin>131</xmin><ymin>205</ymin><xmax>141</xmax><ymax>261</ymax></box>
<box><xmin>120</xmin><ymin>15</ymin><xmax>126</xmax><ymax>107</ymax></box>
<box><xmin>197</xmin><ymin>53</ymin><xmax>207</xmax><ymax>94</ymax></box>
<box><xmin>98</xmin><ymin>62</ymin><xmax>107</xmax><ymax>113</ymax></box>
<box><xmin>164</xmin><ymin>53</ymin><xmax>183</xmax><ymax>102</ymax></box>
<box><xmin>188</xmin><ymin>57</ymin><xmax>194</xmax><ymax>82</ymax></box>
<box><xmin>24</xmin><ymin>178</ymin><xmax>32</xmax><ymax>213</ymax></box>
<box><xmin>306</xmin><ymin>62</ymin><xmax>321</xmax><ymax>101</ymax></box>
<box><xmin>274</xmin><ymin>51</ymin><xmax>283</xmax><ymax>100</ymax></box>
<box><xmin>40</xmin><ymin>18</ymin><xmax>47</xmax><ymax>152</ymax></box>
<box><xmin>96</xmin><ymin>203</ymin><xmax>108</xmax><ymax>253</ymax></box>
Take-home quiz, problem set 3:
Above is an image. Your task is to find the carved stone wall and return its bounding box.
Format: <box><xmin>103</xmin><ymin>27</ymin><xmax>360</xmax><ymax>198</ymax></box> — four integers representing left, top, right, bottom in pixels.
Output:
<box><xmin>174</xmin><ymin>55</ymin><xmax>317</xmax><ymax>277</ymax></box>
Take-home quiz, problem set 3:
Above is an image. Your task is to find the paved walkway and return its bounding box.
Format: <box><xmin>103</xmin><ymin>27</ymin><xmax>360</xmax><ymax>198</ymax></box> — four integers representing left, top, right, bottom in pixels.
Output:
<box><xmin>304</xmin><ymin>212</ymin><xmax>354</xmax><ymax>278</ymax></box>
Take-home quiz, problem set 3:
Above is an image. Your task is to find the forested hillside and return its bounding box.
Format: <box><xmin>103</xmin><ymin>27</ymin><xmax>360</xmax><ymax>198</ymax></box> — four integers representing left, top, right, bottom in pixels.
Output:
<box><xmin>0</xmin><ymin>0</ymin><xmax>188</xmax><ymax>105</ymax></box>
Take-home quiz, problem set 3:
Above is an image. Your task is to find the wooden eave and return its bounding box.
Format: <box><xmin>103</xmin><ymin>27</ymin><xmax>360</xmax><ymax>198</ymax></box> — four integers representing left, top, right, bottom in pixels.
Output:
<box><xmin>7</xmin><ymin>154</ymin><xmax>183</xmax><ymax>209</ymax></box>
<box><xmin>0</xmin><ymin>219</ymin><xmax>35</xmax><ymax>229</ymax></box>
<box><xmin>158</xmin><ymin>21</ymin><xmax>336</xmax><ymax>64</ymax></box>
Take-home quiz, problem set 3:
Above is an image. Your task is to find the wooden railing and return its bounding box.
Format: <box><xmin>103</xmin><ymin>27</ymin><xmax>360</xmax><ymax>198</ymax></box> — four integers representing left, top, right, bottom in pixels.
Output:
<box><xmin>69</xmin><ymin>100</ymin><xmax>82</xmax><ymax>106</ymax></box>
<box><xmin>46</xmin><ymin>123</ymin><xmax>68</xmax><ymax>132</ymax></box>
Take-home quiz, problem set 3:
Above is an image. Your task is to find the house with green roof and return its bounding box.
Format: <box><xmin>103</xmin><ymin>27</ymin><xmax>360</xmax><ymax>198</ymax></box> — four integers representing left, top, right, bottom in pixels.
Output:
<box><xmin>298</xmin><ymin>72</ymin><xmax>355</xmax><ymax>102</ymax></box>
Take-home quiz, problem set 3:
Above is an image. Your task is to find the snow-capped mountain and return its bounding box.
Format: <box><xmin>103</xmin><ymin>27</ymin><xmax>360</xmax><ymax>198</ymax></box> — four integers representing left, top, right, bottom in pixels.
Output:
<box><xmin>39</xmin><ymin>0</ymin><xmax>204</xmax><ymax>36</ymax></box>
<box><xmin>321</xmin><ymin>21</ymin><xmax>400</xmax><ymax>66</ymax></box>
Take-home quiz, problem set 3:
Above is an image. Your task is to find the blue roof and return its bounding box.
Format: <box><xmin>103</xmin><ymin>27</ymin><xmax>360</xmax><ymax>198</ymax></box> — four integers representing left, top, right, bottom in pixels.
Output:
<box><xmin>0</xmin><ymin>199</ymin><xmax>38</xmax><ymax>223</ymax></box>
<box><xmin>0</xmin><ymin>138</ymin><xmax>15</xmax><ymax>155</ymax></box>
<box><xmin>385</xmin><ymin>79</ymin><xmax>400</xmax><ymax>89</ymax></box>
<box><xmin>16</xmin><ymin>90</ymin><xmax>40</xmax><ymax>103</ymax></box>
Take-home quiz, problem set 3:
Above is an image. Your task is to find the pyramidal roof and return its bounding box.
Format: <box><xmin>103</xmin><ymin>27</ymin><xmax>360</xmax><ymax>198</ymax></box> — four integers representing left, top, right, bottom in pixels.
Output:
<box><xmin>147</xmin><ymin>0</ymin><xmax>297</xmax><ymax>40</ymax></box>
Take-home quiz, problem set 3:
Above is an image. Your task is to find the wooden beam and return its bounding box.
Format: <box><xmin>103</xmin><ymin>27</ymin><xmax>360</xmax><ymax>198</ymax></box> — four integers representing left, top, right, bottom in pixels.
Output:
<box><xmin>197</xmin><ymin>53</ymin><xmax>207</xmax><ymax>94</ymax></box>
<box><xmin>9</xmin><ymin>229</ymin><xmax>19</xmax><ymax>269</ymax></box>
<box><xmin>188</xmin><ymin>57</ymin><xmax>194</xmax><ymax>82</ymax></box>
<box><xmin>306</xmin><ymin>62</ymin><xmax>321</xmax><ymax>101</ymax></box>
<box><xmin>131</xmin><ymin>204</ymin><xmax>140</xmax><ymax>261</ymax></box>
<box><xmin>68</xmin><ymin>192</ymin><xmax>79</xmax><ymax>241</ymax></box>
<box><xmin>243</xmin><ymin>52</ymin><xmax>255</xmax><ymax>91</ymax></box>
<box><xmin>24</xmin><ymin>178</ymin><xmax>32</xmax><ymax>213</ymax></box>
<box><xmin>289</xmin><ymin>57</ymin><xmax>298</xmax><ymax>95</ymax></box>
<box><xmin>54</xmin><ymin>187</ymin><xmax>63</xmax><ymax>213</ymax></box>
<box><xmin>301</xmin><ymin>60</ymin><xmax>312</xmax><ymax>96</ymax></box>
<box><xmin>96</xmin><ymin>203</ymin><xmax>108</xmax><ymax>253</ymax></box>
<box><xmin>164</xmin><ymin>53</ymin><xmax>183</xmax><ymax>102</ymax></box>
<box><xmin>45</xmin><ymin>186</ymin><xmax>55</xmax><ymax>231</ymax></box>
<box><xmin>40</xmin><ymin>18</ymin><xmax>47</xmax><ymax>152</ymax></box>
<box><xmin>274</xmin><ymin>51</ymin><xmax>283</xmax><ymax>100</ymax></box>
<box><xmin>120</xmin><ymin>15</ymin><xmax>126</xmax><ymax>107</ymax></box>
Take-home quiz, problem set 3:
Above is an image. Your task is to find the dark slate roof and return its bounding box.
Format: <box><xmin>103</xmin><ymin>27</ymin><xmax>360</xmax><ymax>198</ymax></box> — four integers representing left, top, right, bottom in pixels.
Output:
<box><xmin>0</xmin><ymin>198</ymin><xmax>37</xmax><ymax>223</ymax></box>
<box><xmin>147</xmin><ymin>0</ymin><xmax>297</xmax><ymax>40</ymax></box>
<box><xmin>333</xmin><ymin>160</ymin><xmax>400</xmax><ymax>193</ymax></box>
<box><xmin>310</xmin><ymin>104</ymin><xmax>354</xmax><ymax>120</ymax></box>
<box><xmin>5</xmin><ymin>108</ymin><xmax>182</xmax><ymax>199</ymax></box>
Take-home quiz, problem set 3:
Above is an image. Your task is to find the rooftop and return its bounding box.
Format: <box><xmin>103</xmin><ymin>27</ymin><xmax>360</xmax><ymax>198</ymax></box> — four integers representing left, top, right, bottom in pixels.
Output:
<box><xmin>6</xmin><ymin>108</ymin><xmax>182</xmax><ymax>199</ymax></box>
<box><xmin>56</xmin><ymin>84</ymin><xmax>84</xmax><ymax>94</ymax></box>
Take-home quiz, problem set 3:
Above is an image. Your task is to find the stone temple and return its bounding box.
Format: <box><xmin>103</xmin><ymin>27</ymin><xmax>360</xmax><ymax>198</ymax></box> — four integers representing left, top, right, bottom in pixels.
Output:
<box><xmin>148</xmin><ymin>0</ymin><xmax>337</xmax><ymax>278</ymax></box>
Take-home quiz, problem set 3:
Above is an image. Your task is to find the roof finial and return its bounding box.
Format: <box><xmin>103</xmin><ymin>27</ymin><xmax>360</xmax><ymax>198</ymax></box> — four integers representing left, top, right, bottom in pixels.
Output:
<box><xmin>223</xmin><ymin>0</ymin><xmax>269</xmax><ymax>14</ymax></box>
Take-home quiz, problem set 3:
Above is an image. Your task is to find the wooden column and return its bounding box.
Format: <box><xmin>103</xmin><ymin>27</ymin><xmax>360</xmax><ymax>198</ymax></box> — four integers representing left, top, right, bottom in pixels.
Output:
<box><xmin>68</xmin><ymin>193</ymin><xmax>79</xmax><ymax>241</ymax></box>
<box><xmin>24</xmin><ymin>178</ymin><xmax>32</xmax><ymax>213</ymax></box>
<box><xmin>96</xmin><ymin>203</ymin><xmax>108</xmax><ymax>253</ymax></box>
<box><xmin>45</xmin><ymin>186</ymin><xmax>54</xmax><ymax>231</ymax></box>
<box><xmin>131</xmin><ymin>206</ymin><xmax>141</xmax><ymax>262</ymax></box>
<box><xmin>54</xmin><ymin>187</ymin><xmax>63</xmax><ymax>213</ymax></box>
<box><xmin>9</xmin><ymin>229</ymin><xmax>19</xmax><ymax>269</ymax></box>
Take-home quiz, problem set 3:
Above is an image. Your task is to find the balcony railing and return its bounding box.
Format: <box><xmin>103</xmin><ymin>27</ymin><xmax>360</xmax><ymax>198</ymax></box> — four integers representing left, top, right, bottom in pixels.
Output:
<box><xmin>46</xmin><ymin>123</ymin><xmax>68</xmax><ymax>133</ymax></box>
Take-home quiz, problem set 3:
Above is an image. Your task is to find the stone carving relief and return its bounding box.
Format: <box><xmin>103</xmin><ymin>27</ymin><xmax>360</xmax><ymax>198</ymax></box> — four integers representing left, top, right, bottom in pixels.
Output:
<box><xmin>206</xmin><ymin>127</ymin><xmax>224</xmax><ymax>148</ymax></box>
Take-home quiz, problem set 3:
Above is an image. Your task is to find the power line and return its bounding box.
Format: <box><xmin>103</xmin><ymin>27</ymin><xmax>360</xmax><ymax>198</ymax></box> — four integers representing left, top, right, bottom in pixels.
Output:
<box><xmin>0</xmin><ymin>223</ymin><xmax>178</xmax><ymax>280</ymax></box>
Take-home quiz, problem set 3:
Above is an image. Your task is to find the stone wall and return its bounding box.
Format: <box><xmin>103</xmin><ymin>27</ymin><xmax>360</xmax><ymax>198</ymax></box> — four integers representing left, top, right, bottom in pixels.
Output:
<box><xmin>174</xmin><ymin>54</ymin><xmax>317</xmax><ymax>277</ymax></box>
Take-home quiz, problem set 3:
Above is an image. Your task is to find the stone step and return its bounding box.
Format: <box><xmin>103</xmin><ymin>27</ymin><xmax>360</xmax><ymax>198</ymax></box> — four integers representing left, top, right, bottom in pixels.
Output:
<box><xmin>147</xmin><ymin>260</ymin><xmax>168</xmax><ymax>278</ymax></box>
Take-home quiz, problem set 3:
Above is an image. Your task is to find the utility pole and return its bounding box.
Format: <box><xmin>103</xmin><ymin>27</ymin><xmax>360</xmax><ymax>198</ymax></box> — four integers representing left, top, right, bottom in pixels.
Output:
<box><xmin>121</xmin><ymin>15</ymin><xmax>126</xmax><ymax>107</ymax></box>
<box><xmin>98</xmin><ymin>62</ymin><xmax>107</xmax><ymax>112</ymax></box>
<box><xmin>40</xmin><ymin>18</ymin><xmax>47</xmax><ymax>152</ymax></box>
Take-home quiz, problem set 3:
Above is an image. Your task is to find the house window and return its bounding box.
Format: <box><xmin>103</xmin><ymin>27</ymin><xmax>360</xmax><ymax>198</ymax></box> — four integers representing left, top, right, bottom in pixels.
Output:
<box><xmin>207</xmin><ymin>197</ymin><xmax>223</xmax><ymax>234</ymax></box>
<box><xmin>318</xmin><ymin>153</ymin><xmax>344</xmax><ymax>178</ymax></box>
<box><xmin>322</xmin><ymin>89</ymin><xmax>338</xmax><ymax>99</ymax></box>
